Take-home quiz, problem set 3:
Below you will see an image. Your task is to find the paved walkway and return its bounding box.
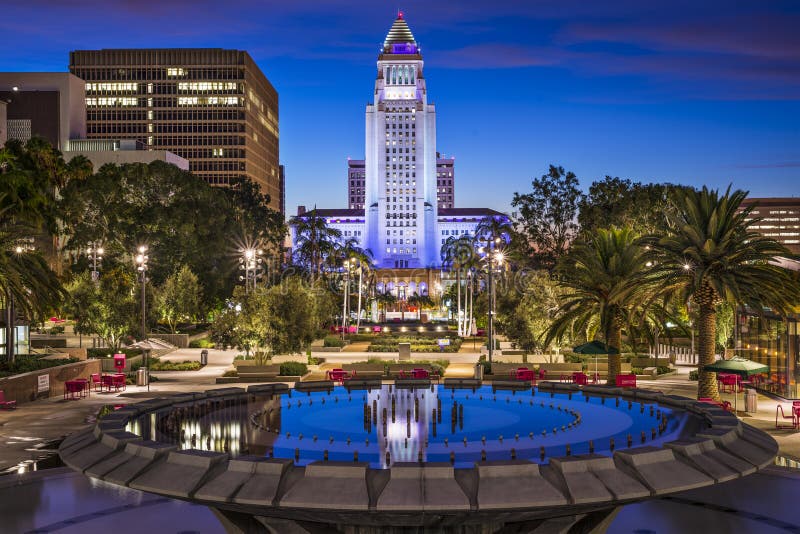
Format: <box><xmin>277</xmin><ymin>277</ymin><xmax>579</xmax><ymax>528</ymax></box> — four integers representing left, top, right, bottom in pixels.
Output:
<box><xmin>3</xmin><ymin>350</ymin><xmax>800</xmax><ymax>474</ymax></box>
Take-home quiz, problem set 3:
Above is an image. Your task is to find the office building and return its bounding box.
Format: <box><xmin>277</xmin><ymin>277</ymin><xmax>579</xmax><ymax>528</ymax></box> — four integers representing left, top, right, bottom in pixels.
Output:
<box><xmin>69</xmin><ymin>48</ymin><xmax>283</xmax><ymax>212</ymax></box>
<box><xmin>0</xmin><ymin>73</ymin><xmax>86</xmax><ymax>149</ymax></box>
<box><xmin>293</xmin><ymin>14</ymin><xmax>509</xmax><ymax>281</ymax></box>
<box><xmin>740</xmin><ymin>197</ymin><xmax>800</xmax><ymax>255</ymax></box>
<box><xmin>348</xmin><ymin>153</ymin><xmax>455</xmax><ymax>210</ymax></box>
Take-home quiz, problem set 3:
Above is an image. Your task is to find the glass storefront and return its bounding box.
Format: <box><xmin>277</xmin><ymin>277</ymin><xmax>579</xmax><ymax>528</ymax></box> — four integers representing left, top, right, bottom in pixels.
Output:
<box><xmin>738</xmin><ymin>309</ymin><xmax>800</xmax><ymax>399</ymax></box>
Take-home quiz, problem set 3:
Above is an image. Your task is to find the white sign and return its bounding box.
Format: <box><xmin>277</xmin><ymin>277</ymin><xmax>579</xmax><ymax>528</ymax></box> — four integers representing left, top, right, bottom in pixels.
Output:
<box><xmin>37</xmin><ymin>374</ymin><xmax>50</xmax><ymax>393</ymax></box>
<box><xmin>437</xmin><ymin>338</ymin><xmax>451</xmax><ymax>346</ymax></box>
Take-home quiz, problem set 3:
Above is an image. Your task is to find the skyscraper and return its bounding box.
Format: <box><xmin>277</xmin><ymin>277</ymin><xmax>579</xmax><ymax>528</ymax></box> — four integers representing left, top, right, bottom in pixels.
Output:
<box><xmin>292</xmin><ymin>14</ymin><xmax>509</xmax><ymax>282</ymax></box>
<box><xmin>69</xmin><ymin>48</ymin><xmax>283</xmax><ymax>212</ymax></box>
<box><xmin>349</xmin><ymin>153</ymin><xmax>455</xmax><ymax>211</ymax></box>
<box><xmin>365</xmin><ymin>13</ymin><xmax>437</xmax><ymax>269</ymax></box>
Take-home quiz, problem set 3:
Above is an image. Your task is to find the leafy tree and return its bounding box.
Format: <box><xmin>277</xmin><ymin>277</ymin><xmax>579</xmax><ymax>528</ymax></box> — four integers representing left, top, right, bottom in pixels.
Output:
<box><xmin>643</xmin><ymin>186</ymin><xmax>798</xmax><ymax>400</ymax></box>
<box><xmin>497</xmin><ymin>270</ymin><xmax>568</xmax><ymax>353</ymax></box>
<box><xmin>154</xmin><ymin>265</ymin><xmax>202</xmax><ymax>333</ymax></box>
<box><xmin>65</xmin><ymin>267</ymin><xmax>138</xmax><ymax>352</ymax></box>
<box><xmin>546</xmin><ymin>227</ymin><xmax>650</xmax><ymax>383</ymax></box>
<box><xmin>290</xmin><ymin>209</ymin><xmax>342</xmax><ymax>279</ymax></box>
<box><xmin>578</xmin><ymin>177</ymin><xmax>691</xmax><ymax>236</ymax></box>
<box><xmin>511</xmin><ymin>165</ymin><xmax>582</xmax><ymax>269</ymax></box>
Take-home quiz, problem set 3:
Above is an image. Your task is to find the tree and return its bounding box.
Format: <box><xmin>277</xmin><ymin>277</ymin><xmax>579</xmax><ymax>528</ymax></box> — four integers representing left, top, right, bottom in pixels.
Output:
<box><xmin>290</xmin><ymin>210</ymin><xmax>342</xmax><ymax>280</ymax></box>
<box><xmin>154</xmin><ymin>265</ymin><xmax>202</xmax><ymax>333</ymax></box>
<box><xmin>211</xmin><ymin>277</ymin><xmax>321</xmax><ymax>361</ymax></box>
<box><xmin>546</xmin><ymin>227</ymin><xmax>650</xmax><ymax>383</ymax></box>
<box><xmin>578</xmin><ymin>177</ymin><xmax>691</xmax><ymax>237</ymax></box>
<box><xmin>497</xmin><ymin>270</ymin><xmax>567</xmax><ymax>353</ymax></box>
<box><xmin>643</xmin><ymin>186</ymin><xmax>798</xmax><ymax>400</ymax></box>
<box><xmin>511</xmin><ymin>165</ymin><xmax>582</xmax><ymax>269</ymax></box>
<box><xmin>65</xmin><ymin>268</ymin><xmax>138</xmax><ymax>352</ymax></box>
<box><xmin>441</xmin><ymin>235</ymin><xmax>476</xmax><ymax>335</ymax></box>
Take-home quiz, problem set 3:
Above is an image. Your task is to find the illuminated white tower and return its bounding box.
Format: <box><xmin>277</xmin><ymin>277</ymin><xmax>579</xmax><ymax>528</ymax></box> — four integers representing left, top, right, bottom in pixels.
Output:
<box><xmin>365</xmin><ymin>13</ymin><xmax>438</xmax><ymax>269</ymax></box>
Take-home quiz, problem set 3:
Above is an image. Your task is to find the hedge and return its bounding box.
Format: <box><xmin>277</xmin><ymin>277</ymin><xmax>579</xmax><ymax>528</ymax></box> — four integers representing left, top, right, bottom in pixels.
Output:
<box><xmin>280</xmin><ymin>362</ymin><xmax>308</xmax><ymax>376</ymax></box>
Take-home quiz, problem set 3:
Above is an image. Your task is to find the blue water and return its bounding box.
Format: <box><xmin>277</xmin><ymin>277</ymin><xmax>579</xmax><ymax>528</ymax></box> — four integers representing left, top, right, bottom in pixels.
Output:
<box><xmin>267</xmin><ymin>385</ymin><xmax>688</xmax><ymax>468</ymax></box>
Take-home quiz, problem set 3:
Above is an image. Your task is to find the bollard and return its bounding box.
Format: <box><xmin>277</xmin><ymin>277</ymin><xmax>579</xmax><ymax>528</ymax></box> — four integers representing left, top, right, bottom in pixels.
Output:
<box><xmin>511</xmin><ymin>448</ymin><xmax>516</xmax><ymax>459</ymax></box>
<box><xmin>589</xmin><ymin>440</ymin><xmax>594</xmax><ymax>453</ymax></box>
<box><xmin>540</xmin><ymin>446</ymin><xmax>545</xmax><ymax>461</ymax></box>
<box><xmin>610</xmin><ymin>438</ymin><xmax>615</xmax><ymax>451</ymax></box>
<box><xmin>418</xmin><ymin>450</ymin><xmax>423</xmax><ymax>463</ymax></box>
<box><xmin>354</xmin><ymin>451</ymin><xmax>358</xmax><ymax>462</ymax></box>
<box><xmin>481</xmin><ymin>450</ymin><xmax>487</xmax><ymax>461</ymax></box>
<box><xmin>450</xmin><ymin>451</ymin><xmax>455</xmax><ymax>464</ymax></box>
<box><xmin>295</xmin><ymin>448</ymin><xmax>300</xmax><ymax>462</ymax></box>
<box><xmin>627</xmin><ymin>434</ymin><xmax>633</xmax><ymax>447</ymax></box>
<box><xmin>385</xmin><ymin>451</ymin><xmax>390</xmax><ymax>466</ymax></box>
<box><xmin>641</xmin><ymin>430</ymin><xmax>646</xmax><ymax>443</ymax></box>
<box><xmin>323</xmin><ymin>450</ymin><xmax>328</xmax><ymax>461</ymax></box>
<box><xmin>566</xmin><ymin>444</ymin><xmax>571</xmax><ymax>456</ymax></box>
<box><xmin>652</xmin><ymin>428</ymin><xmax>657</xmax><ymax>440</ymax></box>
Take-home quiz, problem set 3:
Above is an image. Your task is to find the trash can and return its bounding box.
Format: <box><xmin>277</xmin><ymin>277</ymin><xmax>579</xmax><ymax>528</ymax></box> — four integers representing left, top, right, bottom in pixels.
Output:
<box><xmin>136</xmin><ymin>367</ymin><xmax>148</xmax><ymax>386</ymax></box>
<box><xmin>745</xmin><ymin>388</ymin><xmax>758</xmax><ymax>413</ymax></box>
<box><xmin>200</xmin><ymin>349</ymin><xmax>208</xmax><ymax>366</ymax></box>
<box><xmin>474</xmin><ymin>363</ymin><xmax>484</xmax><ymax>380</ymax></box>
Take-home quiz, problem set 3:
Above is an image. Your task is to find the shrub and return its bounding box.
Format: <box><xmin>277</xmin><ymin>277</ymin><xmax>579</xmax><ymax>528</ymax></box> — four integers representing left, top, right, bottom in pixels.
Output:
<box><xmin>189</xmin><ymin>337</ymin><xmax>214</xmax><ymax>348</ymax></box>
<box><xmin>323</xmin><ymin>335</ymin><xmax>346</xmax><ymax>348</ymax></box>
<box><xmin>87</xmin><ymin>348</ymin><xmax>142</xmax><ymax>359</ymax></box>
<box><xmin>222</xmin><ymin>369</ymin><xmax>239</xmax><ymax>377</ymax></box>
<box><xmin>657</xmin><ymin>366</ymin><xmax>672</xmax><ymax>375</ymax></box>
<box><xmin>148</xmin><ymin>359</ymin><xmax>202</xmax><ymax>371</ymax></box>
<box><xmin>0</xmin><ymin>355</ymin><xmax>80</xmax><ymax>376</ymax></box>
<box><xmin>48</xmin><ymin>325</ymin><xmax>65</xmax><ymax>335</ymax></box>
<box><xmin>307</xmin><ymin>355</ymin><xmax>322</xmax><ymax>365</ymax></box>
<box><xmin>689</xmin><ymin>370</ymin><xmax>699</xmax><ymax>381</ymax></box>
<box><xmin>280</xmin><ymin>362</ymin><xmax>308</xmax><ymax>376</ymax></box>
<box><xmin>564</xmin><ymin>353</ymin><xmax>583</xmax><ymax>364</ymax></box>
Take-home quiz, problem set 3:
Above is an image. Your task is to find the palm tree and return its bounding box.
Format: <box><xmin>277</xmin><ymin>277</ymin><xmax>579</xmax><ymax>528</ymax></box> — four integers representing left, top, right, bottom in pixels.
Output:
<box><xmin>441</xmin><ymin>235</ymin><xmax>477</xmax><ymax>335</ymax></box>
<box><xmin>375</xmin><ymin>291</ymin><xmax>397</xmax><ymax>322</ymax></box>
<box><xmin>545</xmin><ymin>227</ymin><xmax>650</xmax><ymax>383</ymax></box>
<box><xmin>643</xmin><ymin>186</ymin><xmax>798</xmax><ymax>400</ymax></box>
<box><xmin>338</xmin><ymin>239</ymin><xmax>373</xmax><ymax>331</ymax></box>
<box><xmin>290</xmin><ymin>209</ymin><xmax>342</xmax><ymax>280</ymax></box>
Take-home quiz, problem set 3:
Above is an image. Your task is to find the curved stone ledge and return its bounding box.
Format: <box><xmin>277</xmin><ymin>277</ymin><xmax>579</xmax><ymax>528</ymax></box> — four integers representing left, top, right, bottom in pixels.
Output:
<box><xmin>59</xmin><ymin>382</ymin><xmax>779</xmax><ymax>525</ymax></box>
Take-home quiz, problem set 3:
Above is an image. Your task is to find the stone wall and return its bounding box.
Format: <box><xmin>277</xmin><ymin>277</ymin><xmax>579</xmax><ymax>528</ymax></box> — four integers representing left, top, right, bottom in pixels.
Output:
<box><xmin>0</xmin><ymin>359</ymin><xmax>101</xmax><ymax>404</ymax></box>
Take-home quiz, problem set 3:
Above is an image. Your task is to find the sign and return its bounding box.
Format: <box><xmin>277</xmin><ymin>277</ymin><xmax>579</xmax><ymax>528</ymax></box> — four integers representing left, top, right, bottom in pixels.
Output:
<box><xmin>37</xmin><ymin>374</ymin><xmax>50</xmax><ymax>393</ymax></box>
<box><xmin>113</xmin><ymin>353</ymin><xmax>126</xmax><ymax>372</ymax></box>
<box><xmin>437</xmin><ymin>338</ymin><xmax>451</xmax><ymax>347</ymax></box>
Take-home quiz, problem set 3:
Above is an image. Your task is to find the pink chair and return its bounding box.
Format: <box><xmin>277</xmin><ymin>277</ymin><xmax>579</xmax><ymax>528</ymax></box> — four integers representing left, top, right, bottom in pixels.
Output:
<box><xmin>90</xmin><ymin>373</ymin><xmax>103</xmax><ymax>392</ymax></box>
<box><xmin>0</xmin><ymin>391</ymin><xmax>16</xmax><ymax>410</ymax></box>
<box><xmin>776</xmin><ymin>405</ymin><xmax>798</xmax><ymax>429</ymax></box>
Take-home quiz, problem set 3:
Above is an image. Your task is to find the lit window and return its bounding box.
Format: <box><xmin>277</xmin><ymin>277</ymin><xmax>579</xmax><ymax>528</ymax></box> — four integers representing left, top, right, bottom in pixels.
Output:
<box><xmin>167</xmin><ymin>67</ymin><xmax>186</xmax><ymax>77</ymax></box>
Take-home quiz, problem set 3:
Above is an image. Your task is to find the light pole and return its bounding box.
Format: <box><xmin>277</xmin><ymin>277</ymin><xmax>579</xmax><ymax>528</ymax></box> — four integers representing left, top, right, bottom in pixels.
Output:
<box><xmin>239</xmin><ymin>248</ymin><xmax>263</xmax><ymax>294</ymax></box>
<box><xmin>87</xmin><ymin>243</ymin><xmax>104</xmax><ymax>281</ymax></box>
<box><xmin>479</xmin><ymin>237</ymin><xmax>504</xmax><ymax>367</ymax></box>
<box><xmin>341</xmin><ymin>257</ymin><xmax>355</xmax><ymax>337</ymax></box>
<box><xmin>135</xmin><ymin>246</ymin><xmax>148</xmax><ymax>340</ymax></box>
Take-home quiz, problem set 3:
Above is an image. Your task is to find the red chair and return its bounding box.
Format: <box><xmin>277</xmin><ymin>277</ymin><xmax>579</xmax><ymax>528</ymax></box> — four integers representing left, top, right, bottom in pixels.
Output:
<box><xmin>326</xmin><ymin>368</ymin><xmax>351</xmax><ymax>384</ymax></box>
<box><xmin>573</xmin><ymin>372</ymin><xmax>588</xmax><ymax>386</ymax></box>
<box><xmin>776</xmin><ymin>405</ymin><xmax>798</xmax><ymax>429</ymax></box>
<box><xmin>63</xmin><ymin>380</ymin><xmax>84</xmax><ymax>400</ymax></box>
<box><xmin>90</xmin><ymin>373</ymin><xmax>103</xmax><ymax>392</ymax></box>
<box><xmin>109</xmin><ymin>374</ymin><xmax>126</xmax><ymax>392</ymax></box>
<box><xmin>699</xmin><ymin>397</ymin><xmax>731</xmax><ymax>411</ymax></box>
<box><xmin>0</xmin><ymin>390</ymin><xmax>16</xmax><ymax>410</ymax></box>
<box><xmin>512</xmin><ymin>368</ymin><xmax>535</xmax><ymax>382</ymax></box>
<box><xmin>372</xmin><ymin>326</ymin><xmax>382</xmax><ymax>333</ymax></box>
<box><xmin>537</xmin><ymin>369</ymin><xmax>547</xmax><ymax>380</ymax></box>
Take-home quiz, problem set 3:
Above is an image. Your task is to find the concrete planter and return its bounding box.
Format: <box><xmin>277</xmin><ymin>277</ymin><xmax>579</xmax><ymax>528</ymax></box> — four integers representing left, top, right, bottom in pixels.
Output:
<box><xmin>318</xmin><ymin>346</ymin><xmax>344</xmax><ymax>352</ymax></box>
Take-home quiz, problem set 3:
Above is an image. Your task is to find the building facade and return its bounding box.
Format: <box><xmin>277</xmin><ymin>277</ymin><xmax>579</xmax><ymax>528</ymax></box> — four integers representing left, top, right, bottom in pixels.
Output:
<box><xmin>292</xmin><ymin>14</ymin><xmax>509</xmax><ymax>287</ymax></box>
<box><xmin>436</xmin><ymin>154</ymin><xmax>455</xmax><ymax>209</ymax></box>
<box><xmin>64</xmin><ymin>138</ymin><xmax>189</xmax><ymax>170</ymax></box>
<box><xmin>69</xmin><ymin>48</ymin><xmax>283</xmax><ymax>212</ymax></box>
<box><xmin>740</xmin><ymin>197</ymin><xmax>800</xmax><ymax>256</ymax></box>
<box><xmin>349</xmin><ymin>153</ymin><xmax>455</xmax><ymax>210</ymax></box>
<box><xmin>0</xmin><ymin>72</ymin><xmax>87</xmax><ymax>149</ymax></box>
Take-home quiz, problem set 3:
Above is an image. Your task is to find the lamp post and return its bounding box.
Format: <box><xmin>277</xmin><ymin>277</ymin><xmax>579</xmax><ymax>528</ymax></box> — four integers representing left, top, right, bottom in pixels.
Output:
<box><xmin>87</xmin><ymin>243</ymin><xmax>104</xmax><ymax>281</ymax></box>
<box><xmin>239</xmin><ymin>248</ymin><xmax>263</xmax><ymax>294</ymax></box>
<box><xmin>341</xmin><ymin>257</ymin><xmax>355</xmax><ymax>338</ymax></box>
<box><xmin>479</xmin><ymin>237</ymin><xmax>504</xmax><ymax>367</ymax></box>
<box><xmin>135</xmin><ymin>246</ymin><xmax>148</xmax><ymax>340</ymax></box>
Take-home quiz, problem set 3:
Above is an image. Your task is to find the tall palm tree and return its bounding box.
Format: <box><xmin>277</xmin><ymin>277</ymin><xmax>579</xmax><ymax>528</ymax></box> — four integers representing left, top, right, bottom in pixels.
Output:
<box><xmin>441</xmin><ymin>235</ymin><xmax>476</xmax><ymax>335</ymax></box>
<box><xmin>545</xmin><ymin>227</ymin><xmax>649</xmax><ymax>383</ymax></box>
<box><xmin>290</xmin><ymin>209</ymin><xmax>342</xmax><ymax>280</ymax></box>
<box><xmin>643</xmin><ymin>186</ymin><xmax>798</xmax><ymax>400</ymax></box>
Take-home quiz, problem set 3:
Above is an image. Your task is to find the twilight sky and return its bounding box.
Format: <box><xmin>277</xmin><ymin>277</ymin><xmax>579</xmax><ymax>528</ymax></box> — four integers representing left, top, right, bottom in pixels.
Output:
<box><xmin>3</xmin><ymin>0</ymin><xmax>799</xmax><ymax>215</ymax></box>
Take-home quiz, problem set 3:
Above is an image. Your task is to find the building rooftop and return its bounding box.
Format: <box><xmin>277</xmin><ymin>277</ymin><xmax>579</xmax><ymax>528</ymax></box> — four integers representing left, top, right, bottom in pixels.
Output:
<box><xmin>383</xmin><ymin>13</ymin><xmax>417</xmax><ymax>52</ymax></box>
<box><xmin>438</xmin><ymin>208</ymin><xmax>508</xmax><ymax>217</ymax></box>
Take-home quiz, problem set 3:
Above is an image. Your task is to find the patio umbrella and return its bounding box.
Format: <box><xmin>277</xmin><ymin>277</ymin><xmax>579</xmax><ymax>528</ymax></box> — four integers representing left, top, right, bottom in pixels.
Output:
<box><xmin>703</xmin><ymin>357</ymin><xmax>769</xmax><ymax>412</ymax></box>
<box><xmin>573</xmin><ymin>341</ymin><xmax>620</xmax><ymax>381</ymax></box>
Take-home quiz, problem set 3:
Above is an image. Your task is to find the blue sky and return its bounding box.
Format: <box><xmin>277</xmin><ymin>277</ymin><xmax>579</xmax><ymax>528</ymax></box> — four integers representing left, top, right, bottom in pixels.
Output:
<box><xmin>3</xmin><ymin>0</ymin><xmax>799</xmax><ymax>214</ymax></box>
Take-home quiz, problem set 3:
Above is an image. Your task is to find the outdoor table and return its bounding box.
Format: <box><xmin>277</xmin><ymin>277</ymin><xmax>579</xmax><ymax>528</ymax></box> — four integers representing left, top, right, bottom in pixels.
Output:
<box><xmin>63</xmin><ymin>380</ymin><xmax>85</xmax><ymax>400</ymax></box>
<box><xmin>326</xmin><ymin>369</ymin><xmax>350</xmax><ymax>383</ymax></box>
<box><xmin>411</xmin><ymin>368</ymin><xmax>429</xmax><ymax>379</ymax></box>
<box><xmin>74</xmin><ymin>378</ymin><xmax>90</xmax><ymax>398</ymax></box>
<box><xmin>573</xmin><ymin>372</ymin><xmax>588</xmax><ymax>386</ymax></box>
<box><xmin>513</xmin><ymin>368</ymin><xmax>535</xmax><ymax>381</ymax></box>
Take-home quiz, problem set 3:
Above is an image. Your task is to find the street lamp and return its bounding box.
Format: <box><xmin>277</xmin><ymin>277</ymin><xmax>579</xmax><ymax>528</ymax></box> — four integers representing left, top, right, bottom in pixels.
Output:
<box><xmin>135</xmin><ymin>246</ymin><xmax>148</xmax><ymax>340</ymax></box>
<box><xmin>341</xmin><ymin>257</ymin><xmax>356</xmax><ymax>337</ymax></box>
<box><xmin>239</xmin><ymin>247</ymin><xmax>263</xmax><ymax>294</ymax></box>
<box><xmin>87</xmin><ymin>243</ymin><xmax>104</xmax><ymax>281</ymax></box>
<box><xmin>479</xmin><ymin>237</ymin><xmax>505</xmax><ymax>367</ymax></box>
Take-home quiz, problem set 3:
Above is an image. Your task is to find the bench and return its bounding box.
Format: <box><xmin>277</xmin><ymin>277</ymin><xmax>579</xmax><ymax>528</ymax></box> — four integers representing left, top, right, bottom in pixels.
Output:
<box><xmin>539</xmin><ymin>363</ymin><xmax>583</xmax><ymax>375</ymax></box>
<box><xmin>342</xmin><ymin>363</ymin><xmax>386</xmax><ymax>378</ymax></box>
<box><xmin>237</xmin><ymin>365</ymin><xmax>280</xmax><ymax>380</ymax></box>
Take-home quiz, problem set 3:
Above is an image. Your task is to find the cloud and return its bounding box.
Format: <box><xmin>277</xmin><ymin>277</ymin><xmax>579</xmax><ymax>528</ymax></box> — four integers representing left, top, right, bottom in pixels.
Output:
<box><xmin>430</xmin><ymin>44</ymin><xmax>571</xmax><ymax>69</ymax></box>
<box><xmin>734</xmin><ymin>162</ymin><xmax>800</xmax><ymax>169</ymax></box>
